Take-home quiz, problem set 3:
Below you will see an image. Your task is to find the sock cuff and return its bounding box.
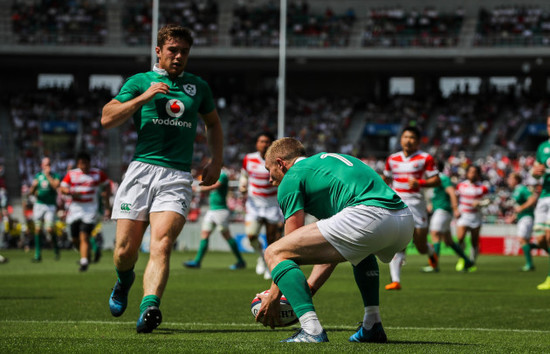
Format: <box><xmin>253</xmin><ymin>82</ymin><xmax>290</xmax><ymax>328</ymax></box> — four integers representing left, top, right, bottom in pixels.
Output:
<box><xmin>142</xmin><ymin>294</ymin><xmax>160</xmax><ymax>304</ymax></box>
<box><xmin>272</xmin><ymin>260</ymin><xmax>299</xmax><ymax>284</ymax></box>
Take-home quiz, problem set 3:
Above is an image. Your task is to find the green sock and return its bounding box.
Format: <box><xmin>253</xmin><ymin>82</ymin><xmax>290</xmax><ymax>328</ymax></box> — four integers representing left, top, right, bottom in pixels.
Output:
<box><xmin>140</xmin><ymin>295</ymin><xmax>160</xmax><ymax>314</ymax></box>
<box><xmin>227</xmin><ymin>238</ymin><xmax>244</xmax><ymax>263</ymax></box>
<box><xmin>271</xmin><ymin>260</ymin><xmax>314</xmax><ymax>318</ymax></box>
<box><xmin>194</xmin><ymin>239</ymin><xmax>209</xmax><ymax>263</ymax></box>
<box><xmin>34</xmin><ymin>234</ymin><xmax>41</xmax><ymax>259</ymax></box>
<box><xmin>353</xmin><ymin>255</ymin><xmax>379</xmax><ymax>307</ymax></box>
<box><xmin>433</xmin><ymin>242</ymin><xmax>441</xmax><ymax>256</ymax></box>
<box><xmin>90</xmin><ymin>237</ymin><xmax>98</xmax><ymax>253</ymax></box>
<box><xmin>50</xmin><ymin>232</ymin><xmax>59</xmax><ymax>255</ymax></box>
<box><xmin>116</xmin><ymin>267</ymin><xmax>135</xmax><ymax>288</ymax></box>
<box><xmin>522</xmin><ymin>244</ymin><xmax>533</xmax><ymax>267</ymax></box>
<box><xmin>450</xmin><ymin>242</ymin><xmax>470</xmax><ymax>263</ymax></box>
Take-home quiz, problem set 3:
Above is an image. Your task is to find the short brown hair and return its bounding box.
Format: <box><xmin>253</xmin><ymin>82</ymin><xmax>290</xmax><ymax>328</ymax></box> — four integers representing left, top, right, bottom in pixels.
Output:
<box><xmin>265</xmin><ymin>138</ymin><xmax>306</xmax><ymax>165</ymax></box>
<box><xmin>157</xmin><ymin>24</ymin><xmax>194</xmax><ymax>48</ymax></box>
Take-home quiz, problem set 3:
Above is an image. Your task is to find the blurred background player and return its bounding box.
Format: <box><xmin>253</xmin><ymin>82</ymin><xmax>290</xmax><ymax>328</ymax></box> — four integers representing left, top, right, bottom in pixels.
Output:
<box><xmin>60</xmin><ymin>151</ymin><xmax>111</xmax><ymax>272</ymax></box>
<box><xmin>184</xmin><ymin>167</ymin><xmax>246</xmax><ymax>269</ymax></box>
<box><xmin>427</xmin><ymin>161</ymin><xmax>473</xmax><ymax>272</ymax></box>
<box><xmin>239</xmin><ymin>131</ymin><xmax>283</xmax><ymax>280</ymax></box>
<box><xmin>455</xmin><ymin>165</ymin><xmax>489</xmax><ymax>271</ymax></box>
<box><xmin>506</xmin><ymin>172</ymin><xmax>538</xmax><ymax>272</ymax></box>
<box><xmin>28</xmin><ymin>157</ymin><xmax>61</xmax><ymax>262</ymax></box>
<box><xmin>383</xmin><ymin>126</ymin><xmax>440</xmax><ymax>289</ymax></box>
<box><xmin>530</xmin><ymin>115</ymin><xmax>550</xmax><ymax>290</ymax></box>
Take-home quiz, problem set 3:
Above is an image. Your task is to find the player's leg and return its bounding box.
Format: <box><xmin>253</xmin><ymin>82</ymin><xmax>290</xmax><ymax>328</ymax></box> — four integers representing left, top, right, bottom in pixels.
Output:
<box><xmin>386</xmin><ymin>250</ymin><xmax>405</xmax><ymax>290</ymax></box>
<box><xmin>137</xmin><ymin>211</ymin><xmax>185</xmax><ymax>332</ymax></box>
<box><xmin>184</xmin><ymin>213</ymin><xmax>213</xmax><ymax>268</ymax></box>
<box><xmin>109</xmin><ymin>219</ymin><xmax>147</xmax><ymax>317</ymax></box>
<box><xmin>518</xmin><ymin>216</ymin><xmax>535</xmax><ymax>271</ymax></box>
<box><xmin>265</xmin><ymin>222</ymin><xmax>342</xmax><ymax>341</ymax></box>
<box><xmin>469</xmin><ymin>226</ymin><xmax>480</xmax><ymax>265</ymax></box>
<box><xmin>537</xmin><ymin>226</ymin><xmax>550</xmax><ymax>290</ymax></box>
<box><xmin>31</xmin><ymin>204</ymin><xmax>43</xmax><ymax>262</ymax></box>
<box><xmin>78</xmin><ymin>223</ymin><xmax>95</xmax><ymax>272</ymax></box>
<box><xmin>245</xmin><ymin>211</ymin><xmax>265</xmax><ymax>275</ymax></box>
<box><xmin>455</xmin><ymin>222</ymin><xmax>467</xmax><ymax>271</ymax></box>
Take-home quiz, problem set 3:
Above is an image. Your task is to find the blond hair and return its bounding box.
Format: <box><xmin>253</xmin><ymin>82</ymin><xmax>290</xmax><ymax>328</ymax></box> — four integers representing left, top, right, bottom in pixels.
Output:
<box><xmin>265</xmin><ymin>137</ymin><xmax>306</xmax><ymax>165</ymax></box>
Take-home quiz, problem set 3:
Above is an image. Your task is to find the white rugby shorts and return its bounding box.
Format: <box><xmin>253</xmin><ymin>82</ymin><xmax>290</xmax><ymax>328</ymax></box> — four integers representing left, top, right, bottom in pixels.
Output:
<box><xmin>402</xmin><ymin>197</ymin><xmax>428</xmax><ymax>229</ymax></box>
<box><xmin>202</xmin><ymin>209</ymin><xmax>231</xmax><ymax>232</ymax></box>
<box><xmin>244</xmin><ymin>198</ymin><xmax>283</xmax><ymax>235</ymax></box>
<box><xmin>429</xmin><ymin>209</ymin><xmax>452</xmax><ymax>233</ymax></box>
<box><xmin>66</xmin><ymin>202</ymin><xmax>97</xmax><ymax>225</ymax></box>
<box><xmin>534</xmin><ymin>196</ymin><xmax>550</xmax><ymax>228</ymax></box>
<box><xmin>457</xmin><ymin>211</ymin><xmax>482</xmax><ymax>229</ymax></box>
<box><xmin>32</xmin><ymin>203</ymin><xmax>56</xmax><ymax>228</ymax></box>
<box><xmin>516</xmin><ymin>215</ymin><xmax>534</xmax><ymax>240</ymax></box>
<box><xmin>112</xmin><ymin>161</ymin><xmax>193</xmax><ymax>221</ymax></box>
<box><xmin>317</xmin><ymin>204</ymin><xmax>414</xmax><ymax>266</ymax></box>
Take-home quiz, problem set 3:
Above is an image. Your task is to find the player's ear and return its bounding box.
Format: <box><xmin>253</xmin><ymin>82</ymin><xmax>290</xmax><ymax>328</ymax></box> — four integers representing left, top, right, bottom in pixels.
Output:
<box><xmin>276</xmin><ymin>158</ymin><xmax>285</xmax><ymax>170</ymax></box>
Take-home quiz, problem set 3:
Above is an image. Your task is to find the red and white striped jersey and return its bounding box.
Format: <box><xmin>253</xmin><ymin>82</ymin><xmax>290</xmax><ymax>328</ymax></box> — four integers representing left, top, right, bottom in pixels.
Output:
<box><xmin>242</xmin><ymin>151</ymin><xmax>278</xmax><ymax>207</ymax></box>
<box><xmin>384</xmin><ymin>150</ymin><xmax>438</xmax><ymax>200</ymax></box>
<box><xmin>61</xmin><ymin>168</ymin><xmax>109</xmax><ymax>205</ymax></box>
<box><xmin>456</xmin><ymin>180</ymin><xmax>489</xmax><ymax>214</ymax></box>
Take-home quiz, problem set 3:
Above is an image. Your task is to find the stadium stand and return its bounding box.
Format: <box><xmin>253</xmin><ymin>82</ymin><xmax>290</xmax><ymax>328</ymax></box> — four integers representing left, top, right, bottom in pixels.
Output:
<box><xmin>362</xmin><ymin>5</ymin><xmax>464</xmax><ymax>47</ymax></box>
<box><xmin>11</xmin><ymin>0</ymin><xmax>108</xmax><ymax>45</ymax></box>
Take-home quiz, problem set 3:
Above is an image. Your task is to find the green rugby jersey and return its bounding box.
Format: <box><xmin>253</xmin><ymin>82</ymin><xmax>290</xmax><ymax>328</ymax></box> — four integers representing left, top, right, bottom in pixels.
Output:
<box><xmin>431</xmin><ymin>173</ymin><xmax>453</xmax><ymax>212</ymax></box>
<box><xmin>512</xmin><ymin>184</ymin><xmax>534</xmax><ymax>220</ymax></box>
<box><xmin>114</xmin><ymin>66</ymin><xmax>216</xmax><ymax>171</ymax></box>
<box><xmin>209</xmin><ymin>171</ymin><xmax>228</xmax><ymax>210</ymax></box>
<box><xmin>34</xmin><ymin>172</ymin><xmax>60</xmax><ymax>205</ymax></box>
<box><xmin>277</xmin><ymin>153</ymin><xmax>407</xmax><ymax>221</ymax></box>
<box><xmin>536</xmin><ymin>140</ymin><xmax>550</xmax><ymax>198</ymax></box>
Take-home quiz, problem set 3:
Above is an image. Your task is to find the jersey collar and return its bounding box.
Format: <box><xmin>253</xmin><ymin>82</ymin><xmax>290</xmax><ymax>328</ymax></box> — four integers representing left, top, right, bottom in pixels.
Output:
<box><xmin>153</xmin><ymin>63</ymin><xmax>185</xmax><ymax>78</ymax></box>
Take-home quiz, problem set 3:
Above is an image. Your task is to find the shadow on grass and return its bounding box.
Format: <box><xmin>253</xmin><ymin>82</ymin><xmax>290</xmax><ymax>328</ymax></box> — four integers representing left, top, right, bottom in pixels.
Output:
<box><xmin>155</xmin><ymin>327</ymin><xmax>296</xmax><ymax>335</ymax></box>
<box><xmin>0</xmin><ymin>296</ymin><xmax>55</xmax><ymax>300</ymax></box>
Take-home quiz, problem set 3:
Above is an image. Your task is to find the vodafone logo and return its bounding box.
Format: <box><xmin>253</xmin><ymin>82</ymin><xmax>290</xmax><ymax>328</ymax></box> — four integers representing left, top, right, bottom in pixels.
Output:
<box><xmin>165</xmin><ymin>99</ymin><xmax>185</xmax><ymax>118</ymax></box>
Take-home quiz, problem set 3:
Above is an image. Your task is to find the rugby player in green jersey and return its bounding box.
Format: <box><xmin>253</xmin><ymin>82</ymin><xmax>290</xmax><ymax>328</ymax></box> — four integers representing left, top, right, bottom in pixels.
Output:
<box><xmin>530</xmin><ymin>115</ymin><xmax>550</xmax><ymax>290</ymax></box>
<box><xmin>101</xmin><ymin>25</ymin><xmax>223</xmax><ymax>332</ymax></box>
<box><xmin>183</xmin><ymin>169</ymin><xmax>246</xmax><ymax>269</ymax></box>
<box><xmin>506</xmin><ymin>172</ymin><xmax>538</xmax><ymax>272</ymax></box>
<box><xmin>28</xmin><ymin>157</ymin><xmax>61</xmax><ymax>262</ymax></box>
<box><xmin>256</xmin><ymin>138</ymin><xmax>413</xmax><ymax>343</ymax></box>
<box><xmin>427</xmin><ymin>161</ymin><xmax>474</xmax><ymax>272</ymax></box>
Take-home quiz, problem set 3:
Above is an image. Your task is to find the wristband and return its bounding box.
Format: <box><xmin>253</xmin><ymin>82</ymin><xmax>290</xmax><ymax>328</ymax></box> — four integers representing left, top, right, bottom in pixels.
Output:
<box><xmin>418</xmin><ymin>179</ymin><xmax>426</xmax><ymax>187</ymax></box>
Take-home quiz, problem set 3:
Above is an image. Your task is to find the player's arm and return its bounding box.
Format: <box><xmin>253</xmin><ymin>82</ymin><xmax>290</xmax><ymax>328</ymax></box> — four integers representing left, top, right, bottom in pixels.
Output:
<box><xmin>257</xmin><ymin>210</ymin><xmax>306</xmax><ymax>328</ymax></box>
<box><xmin>199</xmin><ymin>109</ymin><xmax>223</xmax><ymax>186</ymax></box>
<box><xmin>28</xmin><ymin>179</ymin><xmax>39</xmax><ymax>196</ymax></box>
<box><xmin>101</xmin><ymin>82</ymin><xmax>170</xmax><ymax>129</ymax></box>
<box><xmin>515</xmin><ymin>192</ymin><xmax>539</xmax><ymax>214</ymax></box>
<box><xmin>409</xmin><ymin>173</ymin><xmax>441</xmax><ymax>189</ymax></box>
<box><xmin>238</xmin><ymin>169</ymin><xmax>248</xmax><ymax>194</ymax></box>
<box><xmin>531</xmin><ymin>162</ymin><xmax>545</xmax><ymax>178</ymax></box>
<box><xmin>445</xmin><ymin>185</ymin><xmax>460</xmax><ymax>218</ymax></box>
<box><xmin>199</xmin><ymin>180</ymin><xmax>222</xmax><ymax>192</ymax></box>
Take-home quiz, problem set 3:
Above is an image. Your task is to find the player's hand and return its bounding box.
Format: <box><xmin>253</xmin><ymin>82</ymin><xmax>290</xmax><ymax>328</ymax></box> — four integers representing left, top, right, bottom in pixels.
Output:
<box><xmin>453</xmin><ymin>209</ymin><xmax>461</xmax><ymax>218</ymax></box>
<box><xmin>142</xmin><ymin>82</ymin><xmax>170</xmax><ymax>103</ymax></box>
<box><xmin>532</xmin><ymin>163</ymin><xmax>545</xmax><ymax>177</ymax></box>
<box><xmin>255</xmin><ymin>291</ymin><xmax>282</xmax><ymax>329</ymax></box>
<box><xmin>408</xmin><ymin>177</ymin><xmax>419</xmax><ymax>189</ymax></box>
<box><xmin>199</xmin><ymin>162</ymin><xmax>221</xmax><ymax>186</ymax></box>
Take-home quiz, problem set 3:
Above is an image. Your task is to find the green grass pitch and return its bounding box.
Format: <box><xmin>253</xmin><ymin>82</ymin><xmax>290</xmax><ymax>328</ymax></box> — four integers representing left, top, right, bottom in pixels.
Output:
<box><xmin>1</xmin><ymin>248</ymin><xmax>549</xmax><ymax>353</ymax></box>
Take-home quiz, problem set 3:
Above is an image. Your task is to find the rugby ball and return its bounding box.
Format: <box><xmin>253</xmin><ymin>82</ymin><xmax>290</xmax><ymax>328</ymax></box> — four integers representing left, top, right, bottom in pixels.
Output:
<box><xmin>251</xmin><ymin>290</ymin><xmax>298</xmax><ymax>327</ymax></box>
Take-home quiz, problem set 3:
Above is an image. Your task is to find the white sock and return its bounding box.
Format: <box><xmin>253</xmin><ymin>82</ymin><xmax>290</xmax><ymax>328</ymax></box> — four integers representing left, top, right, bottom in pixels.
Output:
<box><xmin>389</xmin><ymin>252</ymin><xmax>405</xmax><ymax>283</ymax></box>
<box><xmin>363</xmin><ymin>306</ymin><xmax>381</xmax><ymax>330</ymax></box>
<box><xmin>299</xmin><ymin>311</ymin><xmax>323</xmax><ymax>335</ymax></box>
<box><xmin>80</xmin><ymin>257</ymin><xmax>88</xmax><ymax>266</ymax></box>
<box><xmin>469</xmin><ymin>246</ymin><xmax>479</xmax><ymax>262</ymax></box>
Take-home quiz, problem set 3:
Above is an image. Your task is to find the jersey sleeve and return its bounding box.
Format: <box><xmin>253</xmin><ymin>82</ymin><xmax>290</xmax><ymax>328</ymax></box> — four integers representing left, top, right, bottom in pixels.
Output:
<box><xmin>60</xmin><ymin>173</ymin><xmax>71</xmax><ymax>188</ymax></box>
<box><xmin>114</xmin><ymin>74</ymin><xmax>143</xmax><ymax>103</ymax></box>
<box><xmin>198</xmin><ymin>80</ymin><xmax>216</xmax><ymax>115</ymax></box>
<box><xmin>383</xmin><ymin>157</ymin><xmax>392</xmax><ymax>177</ymax></box>
<box><xmin>277</xmin><ymin>174</ymin><xmax>305</xmax><ymax>221</ymax></box>
<box><xmin>424</xmin><ymin>154</ymin><xmax>439</xmax><ymax>178</ymax></box>
<box><xmin>219</xmin><ymin>172</ymin><xmax>229</xmax><ymax>185</ymax></box>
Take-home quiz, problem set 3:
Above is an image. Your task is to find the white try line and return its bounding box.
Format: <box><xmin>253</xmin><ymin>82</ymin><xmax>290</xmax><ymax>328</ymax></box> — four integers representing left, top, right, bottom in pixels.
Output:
<box><xmin>1</xmin><ymin>320</ymin><xmax>549</xmax><ymax>334</ymax></box>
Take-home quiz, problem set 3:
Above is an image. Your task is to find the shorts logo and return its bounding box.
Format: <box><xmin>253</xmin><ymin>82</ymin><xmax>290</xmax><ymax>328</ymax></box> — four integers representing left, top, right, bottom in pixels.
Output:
<box><xmin>183</xmin><ymin>84</ymin><xmax>196</xmax><ymax>96</ymax></box>
<box><xmin>120</xmin><ymin>203</ymin><xmax>132</xmax><ymax>212</ymax></box>
<box><xmin>165</xmin><ymin>99</ymin><xmax>185</xmax><ymax>118</ymax></box>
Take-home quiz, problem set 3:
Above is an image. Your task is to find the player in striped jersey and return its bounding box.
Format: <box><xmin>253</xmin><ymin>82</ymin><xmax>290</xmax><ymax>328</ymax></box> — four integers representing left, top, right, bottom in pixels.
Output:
<box><xmin>383</xmin><ymin>126</ymin><xmax>440</xmax><ymax>290</ymax></box>
<box><xmin>455</xmin><ymin>165</ymin><xmax>489</xmax><ymax>271</ymax></box>
<box><xmin>239</xmin><ymin>132</ymin><xmax>283</xmax><ymax>279</ymax></box>
<box><xmin>60</xmin><ymin>152</ymin><xmax>110</xmax><ymax>272</ymax></box>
